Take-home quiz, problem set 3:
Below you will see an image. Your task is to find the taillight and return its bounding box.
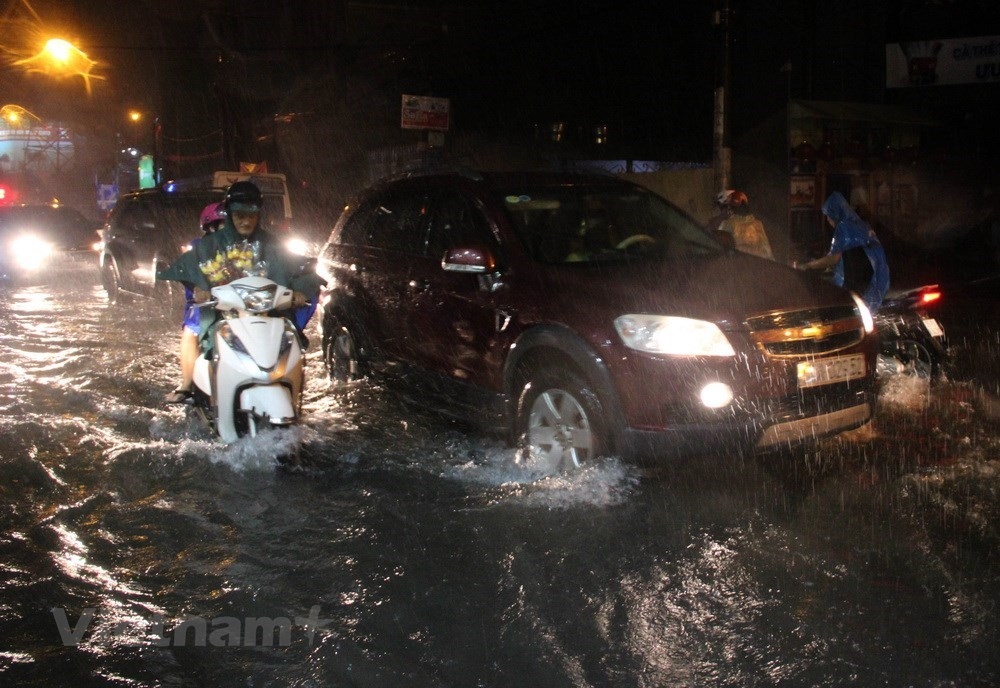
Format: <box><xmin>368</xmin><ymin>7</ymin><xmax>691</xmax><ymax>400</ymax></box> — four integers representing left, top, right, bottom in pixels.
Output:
<box><xmin>919</xmin><ymin>287</ymin><xmax>942</xmax><ymax>306</ymax></box>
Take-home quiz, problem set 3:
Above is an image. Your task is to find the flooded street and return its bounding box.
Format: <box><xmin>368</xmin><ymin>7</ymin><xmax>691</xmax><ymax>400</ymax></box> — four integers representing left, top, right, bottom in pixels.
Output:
<box><xmin>2</xmin><ymin>278</ymin><xmax>1000</xmax><ymax>687</ymax></box>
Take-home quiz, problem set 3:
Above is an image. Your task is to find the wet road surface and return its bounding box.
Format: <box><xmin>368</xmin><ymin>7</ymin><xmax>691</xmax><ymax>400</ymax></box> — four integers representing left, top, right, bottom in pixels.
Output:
<box><xmin>1</xmin><ymin>277</ymin><xmax>999</xmax><ymax>687</ymax></box>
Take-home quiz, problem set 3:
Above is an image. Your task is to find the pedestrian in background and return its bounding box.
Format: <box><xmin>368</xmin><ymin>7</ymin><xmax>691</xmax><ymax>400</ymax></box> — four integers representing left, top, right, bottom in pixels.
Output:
<box><xmin>795</xmin><ymin>190</ymin><xmax>890</xmax><ymax>312</ymax></box>
<box><xmin>717</xmin><ymin>190</ymin><xmax>774</xmax><ymax>260</ymax></box>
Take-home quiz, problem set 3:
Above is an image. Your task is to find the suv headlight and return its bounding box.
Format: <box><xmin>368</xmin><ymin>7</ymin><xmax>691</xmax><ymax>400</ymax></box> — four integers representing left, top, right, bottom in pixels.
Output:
<box><xmin>615</xmin><ymin>315</ymin><xmax>736</xmax><ymax>357</ymax></box>
<box><xmin>851</xmin><ymin>293</ymin><xmax>875</xmax><ymax>334</ymax></box>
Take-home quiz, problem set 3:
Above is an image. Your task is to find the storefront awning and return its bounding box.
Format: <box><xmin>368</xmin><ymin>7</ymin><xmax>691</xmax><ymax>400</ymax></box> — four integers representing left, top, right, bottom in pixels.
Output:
<box><xmin>790</xmin><ymin>100</ymin><xmax>941</xmax><ymax>127</ymax></box>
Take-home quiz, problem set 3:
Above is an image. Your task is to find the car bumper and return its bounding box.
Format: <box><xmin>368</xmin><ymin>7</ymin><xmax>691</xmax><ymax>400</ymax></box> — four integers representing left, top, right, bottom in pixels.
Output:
<box><xmin>614</xmin><ymin>386</ymin><xmax>876</xmax><ymax>462</ymax></box>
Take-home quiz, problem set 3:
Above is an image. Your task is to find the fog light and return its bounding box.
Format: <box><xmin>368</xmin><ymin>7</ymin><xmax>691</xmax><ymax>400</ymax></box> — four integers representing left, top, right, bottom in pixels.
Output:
<box><xmin>700</xmin><ymin>381</ymin><xmax>734</xmax><ymax>409</ymax></box>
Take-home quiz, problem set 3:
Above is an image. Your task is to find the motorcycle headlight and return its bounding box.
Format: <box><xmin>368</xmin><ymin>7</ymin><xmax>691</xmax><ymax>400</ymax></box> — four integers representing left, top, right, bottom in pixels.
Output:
<box><xmin>232</xmin><ymin>283</ymin><xmax>278</xmax><ymax>313</ymax></box>
<box><xmin>614</xmin><ymin>314</ymin><xmax>736</xmax><ymax>357</ymax></box>
<box><xmin>11</xmin><ymin>234</ymin><xmax>54</xmax><ymax>270</ymax></box>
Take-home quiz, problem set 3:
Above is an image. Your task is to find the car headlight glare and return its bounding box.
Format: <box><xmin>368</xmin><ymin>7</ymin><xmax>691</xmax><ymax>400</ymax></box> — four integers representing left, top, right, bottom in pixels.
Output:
<box><xmin>285</xmin><ymin>237</ymin><xmax>310</xmax><ymax>256</ymax></box>
<box><xmin>11</xmin><ymin>235</ymin><xmax>54</xmax><ymax>270</ymax></box>
<box><xmin>615</xmin><ymin>314</ymin><xmax>736</xmax><ymax>357</ymax></box>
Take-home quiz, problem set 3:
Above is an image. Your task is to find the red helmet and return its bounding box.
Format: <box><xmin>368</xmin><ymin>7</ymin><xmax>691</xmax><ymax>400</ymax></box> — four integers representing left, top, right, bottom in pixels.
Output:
<box><xmin>199</xmin><ymin>201</ymin><xmax>226</xmax><ymax>232</ymax></box>
<box><xmin>719</xmin><ymin>190</ymin><xmax>748</xmax><ymax>208</ymax></box>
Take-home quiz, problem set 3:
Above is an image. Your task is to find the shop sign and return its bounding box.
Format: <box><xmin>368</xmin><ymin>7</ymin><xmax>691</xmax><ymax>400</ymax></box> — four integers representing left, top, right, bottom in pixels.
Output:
<box><xmin>401</xmin><ymin>95</ymin><xmax>450</xmax><ymax>131</ymax></box>
<box><xmin>887</xmin><ymin>35</ymin><xmax>1000</xmax><ymax>87</ymax></box>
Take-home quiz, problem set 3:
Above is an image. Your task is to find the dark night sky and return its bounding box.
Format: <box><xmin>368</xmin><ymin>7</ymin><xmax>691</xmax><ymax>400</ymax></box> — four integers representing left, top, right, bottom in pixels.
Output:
<box><xmin>13</xmin><ymin>0</ymin><xmax>719</xmax><ymax>160</ymax></box>
<box><xmin>7</xmin><ymin>1</ymin><xmax>1000</xmax><ymax>166</ymax></box>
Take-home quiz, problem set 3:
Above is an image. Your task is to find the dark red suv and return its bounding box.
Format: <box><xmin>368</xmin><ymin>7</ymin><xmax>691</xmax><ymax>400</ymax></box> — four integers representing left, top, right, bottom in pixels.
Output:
<box><xmin>317</xmin><ymin>169</ymin><xmax>878</xmax><ymax>469</ymax></box>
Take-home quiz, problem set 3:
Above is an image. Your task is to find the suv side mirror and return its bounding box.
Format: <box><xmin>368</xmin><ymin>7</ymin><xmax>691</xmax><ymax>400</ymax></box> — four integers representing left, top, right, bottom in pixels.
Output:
<box><xmin>441</xmin><ymin>246</ymin><xmax>496</xmax><ymax>274</ymax></box>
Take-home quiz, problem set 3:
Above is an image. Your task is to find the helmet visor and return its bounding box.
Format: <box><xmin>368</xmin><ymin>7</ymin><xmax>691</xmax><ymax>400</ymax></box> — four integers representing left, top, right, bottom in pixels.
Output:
<box><xmin>229</xmin><ymin>202</ymin><xmax>261</xmax><ymax>214</ymax></box>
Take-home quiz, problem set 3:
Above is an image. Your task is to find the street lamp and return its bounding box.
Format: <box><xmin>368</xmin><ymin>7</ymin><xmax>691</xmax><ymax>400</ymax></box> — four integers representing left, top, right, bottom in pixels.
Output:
<box><xmin>14</xmin><ymin>37</ymin><xmax>101</xmax><ymax>94</ymax></box>
<box><xmin>125</xmin><ymin>110</ymin><xmax>162</xmax><ymax>187</ymax></box>
<box><xmin>0</xmin><ymin>104</ymin><xmax>42</xmax><ymax>128</ymax></box>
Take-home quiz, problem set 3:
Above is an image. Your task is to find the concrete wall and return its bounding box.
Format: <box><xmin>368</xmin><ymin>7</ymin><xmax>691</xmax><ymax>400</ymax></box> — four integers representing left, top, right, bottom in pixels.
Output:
<box><xmin>619</xmin><ymin>167</ymin><xmax>716</xmax><ymax>225</ymax></box>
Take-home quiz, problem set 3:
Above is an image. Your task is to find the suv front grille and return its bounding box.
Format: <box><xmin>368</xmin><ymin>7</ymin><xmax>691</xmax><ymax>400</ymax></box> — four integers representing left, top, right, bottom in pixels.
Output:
<box><xmin>746</xmin><ymin>305</ymin><xmax>865</xmax><ymax>358</ymax></box>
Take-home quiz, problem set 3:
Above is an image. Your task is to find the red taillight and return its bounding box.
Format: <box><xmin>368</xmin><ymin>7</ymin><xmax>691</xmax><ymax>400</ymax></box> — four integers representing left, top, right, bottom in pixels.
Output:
<box><xmin>920</xmin><ymin>289</ymin><xmax>942</xmax><ymax>305</ymax></box>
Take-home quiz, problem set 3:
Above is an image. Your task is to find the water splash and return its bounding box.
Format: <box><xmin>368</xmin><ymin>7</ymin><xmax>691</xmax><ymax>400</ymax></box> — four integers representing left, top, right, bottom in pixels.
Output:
<box><xmin>439</xmin><ymin>439</ymin><xmax>641</xmax><ymax>509</ymax></box>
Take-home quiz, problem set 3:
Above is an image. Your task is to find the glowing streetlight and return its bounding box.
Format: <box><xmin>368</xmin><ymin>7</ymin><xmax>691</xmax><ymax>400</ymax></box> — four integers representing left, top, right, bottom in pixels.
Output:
<box><xmin>14</xmin><ymin>37</ymin><xmax>102</xmax><ymax>94</ymax></box>
<box><xmin>0</xmin><ymin>104</ymin><xmax>42</xmax><ymax>128</ymax></box>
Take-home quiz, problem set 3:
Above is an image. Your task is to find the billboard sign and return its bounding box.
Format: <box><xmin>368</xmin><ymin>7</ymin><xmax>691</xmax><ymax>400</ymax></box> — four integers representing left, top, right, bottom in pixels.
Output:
<box><xmin>887</xmin><ymin>35</ymin><xmax>1000</xmax><ymax>88</ymax></box>
<box><xmin>401</xmin><ymin>95</ymin><xmax>450</xmax><ymax>131</ymax></box>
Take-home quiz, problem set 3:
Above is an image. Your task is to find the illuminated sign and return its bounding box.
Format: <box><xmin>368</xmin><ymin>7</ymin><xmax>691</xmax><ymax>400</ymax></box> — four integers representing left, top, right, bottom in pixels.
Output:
<box><xmin>887</xmin><ymin>35</ymin><xmax>1000</xmax><ymax>87</ymax></box>
<box><xmin>400</xmin><ymin>95</ymin><xmax>450</xmax><ymax>131</ymax></box>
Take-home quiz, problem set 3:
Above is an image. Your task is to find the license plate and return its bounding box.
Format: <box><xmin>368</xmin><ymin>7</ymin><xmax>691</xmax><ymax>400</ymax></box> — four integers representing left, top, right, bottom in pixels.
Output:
<box><xmin>922</xmin><ymin>317</ymin><xmax>944</xmax><ymax>338</ymax></box>
<box><xmin>797</xmin><ymin>354</ymin><xmax>866</xmax><ymax>389</ymax></box>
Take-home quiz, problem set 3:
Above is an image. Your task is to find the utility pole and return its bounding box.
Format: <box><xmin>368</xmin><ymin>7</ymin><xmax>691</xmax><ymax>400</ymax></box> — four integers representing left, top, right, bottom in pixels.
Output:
<box><xmin>712</xmin><ymin>0</ymin><xmax>732</xmax><ymax>194</ymax></box>
<box><xmin>153</xmin><ymin>115</ymin><xmax>162</xmax><ymax>185</ymax></box>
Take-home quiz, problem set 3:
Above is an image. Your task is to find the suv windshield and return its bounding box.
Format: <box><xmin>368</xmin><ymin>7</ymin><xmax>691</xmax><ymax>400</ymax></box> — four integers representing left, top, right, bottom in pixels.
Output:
<box><xmin>499</xmin><ymin>184</ymin><xmax>722</xmax><ymax>265</ymax></box>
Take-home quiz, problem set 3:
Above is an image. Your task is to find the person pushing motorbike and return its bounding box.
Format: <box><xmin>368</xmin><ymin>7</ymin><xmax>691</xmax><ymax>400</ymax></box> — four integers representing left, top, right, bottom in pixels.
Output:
<box><xmin>795</xmin><ymin>190</ymin><xmax>890</xmax><ymax>313</ymax></box>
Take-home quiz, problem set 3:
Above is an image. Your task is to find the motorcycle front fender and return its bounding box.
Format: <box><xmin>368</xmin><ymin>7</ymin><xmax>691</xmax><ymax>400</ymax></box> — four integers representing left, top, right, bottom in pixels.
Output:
<box><xmin>240</xmin><ymin>384</ymin><xmax>296</xmax><ymax>424</ymax></box>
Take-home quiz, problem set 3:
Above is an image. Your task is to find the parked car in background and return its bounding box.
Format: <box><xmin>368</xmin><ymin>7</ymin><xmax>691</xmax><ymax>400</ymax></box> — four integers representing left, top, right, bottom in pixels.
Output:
<box><xmin>317</xmin><ymin>168</ymin><xmax>880</xmax><ymax>470</ymax></box>
<box><xmin>0</xmin><ymin>203</ymin><xmax>101</xmax><ymax>285</ymax></box>
<box><xmin>98</xmin><ymin>187</ymin><xmax>223</xmax><ymax>303</ymax></box>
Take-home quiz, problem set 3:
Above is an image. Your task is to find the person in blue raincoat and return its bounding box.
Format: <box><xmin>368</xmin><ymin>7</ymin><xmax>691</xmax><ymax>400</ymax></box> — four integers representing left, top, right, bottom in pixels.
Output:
<box><xmin>795</xmin><ymin>191</ymin><xmax>890</xmax><ymax>312</ymax></box>
<box><xmin>157</xmin><ymin>181</ymin><xmax>323</xmax><ymax>394</ymax></box>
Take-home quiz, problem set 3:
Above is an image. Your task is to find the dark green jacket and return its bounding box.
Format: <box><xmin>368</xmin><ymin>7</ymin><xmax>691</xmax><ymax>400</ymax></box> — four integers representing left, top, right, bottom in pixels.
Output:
<box><xmin>158</xmin><ymin>222</ymin><xmax>320</xmax><ymax>293</ymax></box>
<box><xmin>157</xmin><ymin>221</ymin><xmax>324</xmax><ymax>345</ymax></box>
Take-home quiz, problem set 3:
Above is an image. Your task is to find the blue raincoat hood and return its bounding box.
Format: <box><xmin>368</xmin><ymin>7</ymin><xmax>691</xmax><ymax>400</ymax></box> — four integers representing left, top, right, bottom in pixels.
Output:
<box><xmin>819</xmin><ymin>191</ymin><xmax>890</xmax><ymax>311</ymax></box>
<box><xmin>821</xmin><ymin>191</ymin><xmax>860</xmax><ymax>224</ymax></box>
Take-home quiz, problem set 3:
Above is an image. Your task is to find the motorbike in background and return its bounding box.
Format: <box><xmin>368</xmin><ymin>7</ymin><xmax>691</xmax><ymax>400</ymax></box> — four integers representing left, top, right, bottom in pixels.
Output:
<box><xmin>875</xmin><ymin>284</ymin><xmax>949</xmax><ymax>378</ymax></box>
<box><xmin>191</xmin><ymin>275</ymin><xmax>305</xmax><ymax>444</ymax></box>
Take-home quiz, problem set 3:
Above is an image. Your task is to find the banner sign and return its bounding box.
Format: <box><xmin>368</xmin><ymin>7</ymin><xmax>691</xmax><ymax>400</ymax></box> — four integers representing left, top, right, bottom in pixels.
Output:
<box><xmin>401</xmin><ymin>95</ymin><xmax>450</xmax><ymax>131</ymax></box>
<box><xmin>886</xmin><ymin>35</ymin><xmax>1000</xmax><ymax>87</ymax></box>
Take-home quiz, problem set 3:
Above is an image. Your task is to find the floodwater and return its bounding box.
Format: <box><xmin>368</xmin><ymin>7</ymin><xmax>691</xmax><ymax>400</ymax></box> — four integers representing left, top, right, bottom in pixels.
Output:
<box><xmin>2</xmin><ymin>277</ymin><xmax>999</xmax><ymax>687</ymax></box>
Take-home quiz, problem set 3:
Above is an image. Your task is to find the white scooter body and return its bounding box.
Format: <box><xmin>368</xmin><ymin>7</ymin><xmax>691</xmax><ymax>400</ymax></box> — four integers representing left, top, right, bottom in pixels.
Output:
<box><xmin>192</xmin><ymin>275</ymin><xmax>304</xmax><ymax>443</ymax></box>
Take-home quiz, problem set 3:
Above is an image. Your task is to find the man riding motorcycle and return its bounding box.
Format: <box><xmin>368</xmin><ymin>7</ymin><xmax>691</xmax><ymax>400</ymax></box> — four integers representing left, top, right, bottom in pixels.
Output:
<box><xmin>157</xmin><ymin>180</ymin><xmax>323</xmax><ymax>356</ymax></box>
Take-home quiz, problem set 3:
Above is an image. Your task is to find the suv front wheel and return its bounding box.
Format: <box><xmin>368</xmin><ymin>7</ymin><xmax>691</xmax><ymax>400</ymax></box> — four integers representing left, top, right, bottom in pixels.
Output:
<box><xmin>101</xmin><ymin>258</ymin><xmax>131</xmax><ymax>305</ymax></box>
<box><xmin>322</xmin><ymin>312</ymin><xmax>367</xmax><ymax>385</ymax></box>
<box><xmin>515</xmin><ymin>367</ymin><xmax>609</xmax><ymax>472</ymax></box>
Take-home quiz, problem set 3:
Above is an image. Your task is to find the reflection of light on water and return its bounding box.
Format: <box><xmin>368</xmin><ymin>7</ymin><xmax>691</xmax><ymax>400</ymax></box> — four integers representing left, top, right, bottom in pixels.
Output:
<box><xmin>0</xmin><ymin>651</ymin><xmax>33</xmax><ymax>666</ymax></box>
<box><xmin>614</xmin><ymin>530</ymin><xmax>780</xmax><ymax>686</ymax></box>
<box><xmin>49</xmin><ymin>522</ymin><xmax>166</xmax><ymax>650</ymax></box>
<box><xmin>10</xmin><ymin>288</ymin><xmax>58</xmax><ymax>313</ymax></box>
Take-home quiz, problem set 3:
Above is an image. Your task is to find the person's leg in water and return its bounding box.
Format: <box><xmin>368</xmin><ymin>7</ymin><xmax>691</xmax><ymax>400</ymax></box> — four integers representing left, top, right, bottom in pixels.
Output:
<box><xmin>167</xmin><ymin>300</ymin><xmax>201</xmax><ymax>403</ymax></box>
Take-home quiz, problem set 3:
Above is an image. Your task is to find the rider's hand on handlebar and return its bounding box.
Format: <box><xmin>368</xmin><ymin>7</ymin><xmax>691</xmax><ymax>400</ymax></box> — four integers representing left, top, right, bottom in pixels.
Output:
<box><xmin>291</xmin><ymin>291</ymin><xmax>308</xmax><ymax>308</ymax></box>
<box><xmin>194</xmin><ymin>287</ymin><xmax>211</xmax><ymax>302</ymax></box>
